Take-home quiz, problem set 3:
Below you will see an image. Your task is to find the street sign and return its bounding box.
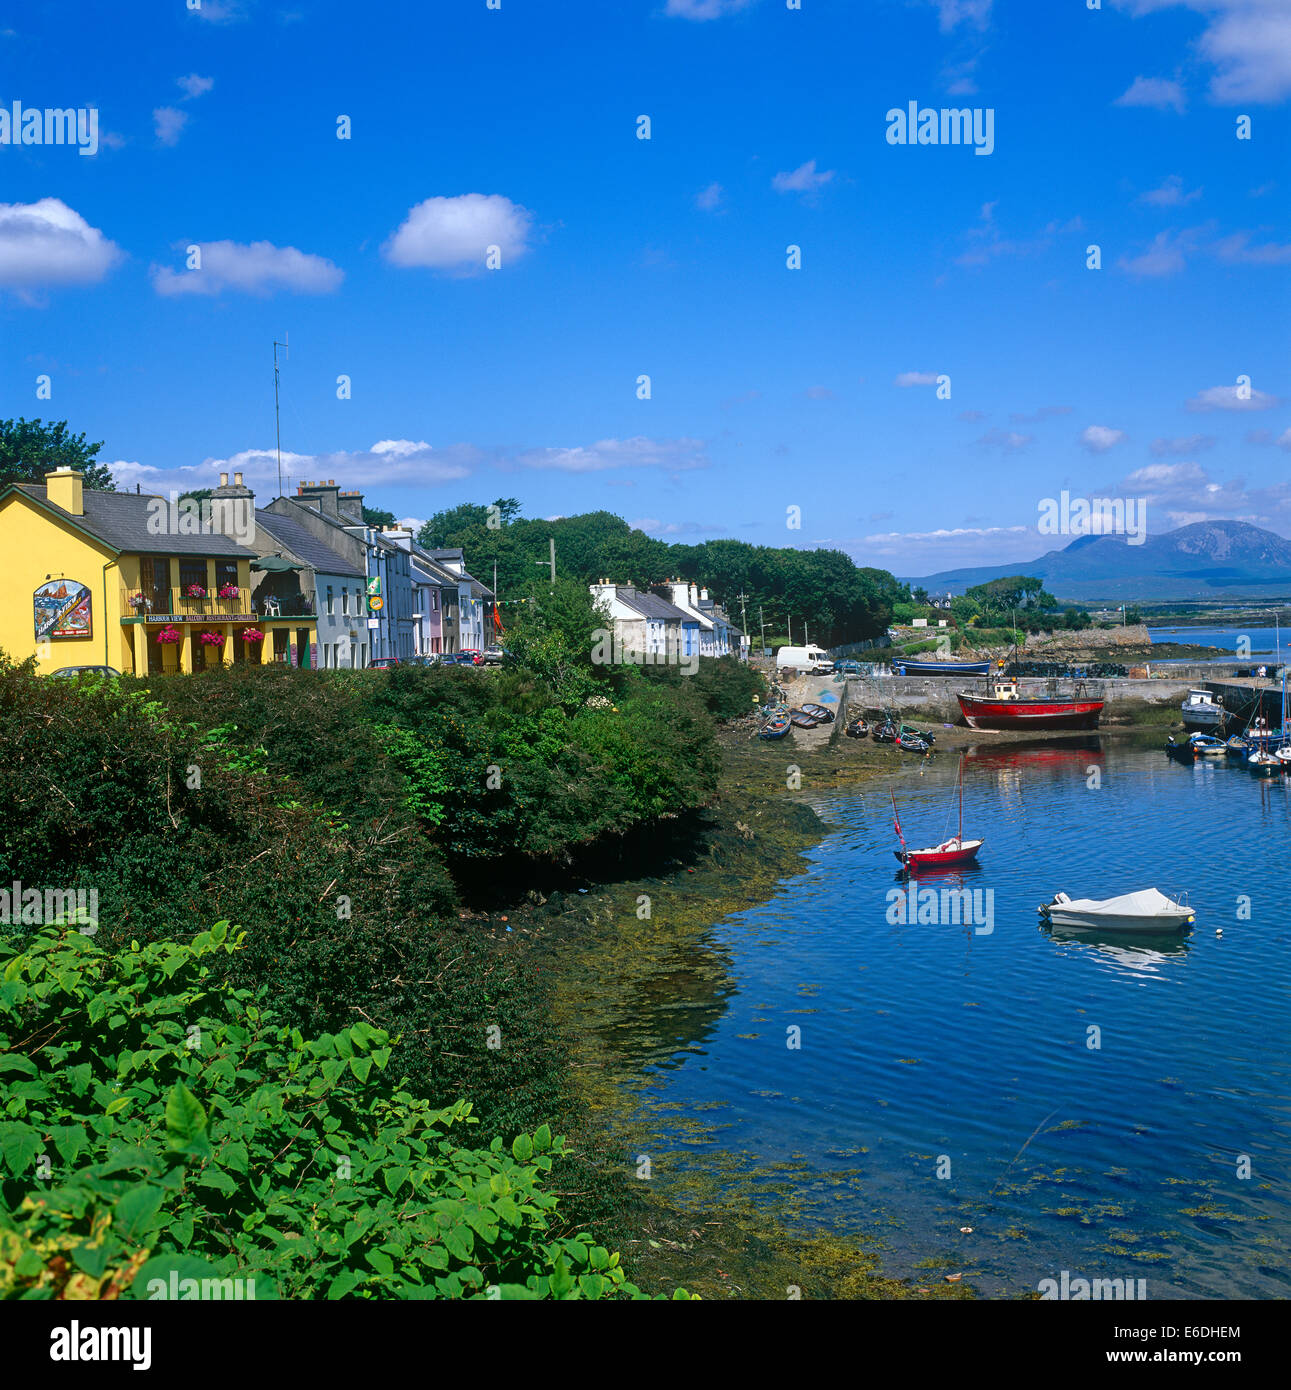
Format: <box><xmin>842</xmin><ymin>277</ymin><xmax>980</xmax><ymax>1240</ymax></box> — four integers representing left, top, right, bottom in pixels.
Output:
<box><xmin>366</xmin><ymin>577</ymin><xmax>381</xmax><ymax>596</ymax></box>
<box><xmin>368</xmin><ymin>595</ymin><xmax>384</xmax><ymax>612</ymax></box>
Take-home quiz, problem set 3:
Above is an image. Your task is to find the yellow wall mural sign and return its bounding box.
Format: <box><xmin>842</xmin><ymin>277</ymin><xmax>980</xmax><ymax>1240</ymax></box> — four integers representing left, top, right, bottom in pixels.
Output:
<box><xmin>34</xmin><ymin>580</ymin><xmax>92</xmax><ymax>640</ymax></box>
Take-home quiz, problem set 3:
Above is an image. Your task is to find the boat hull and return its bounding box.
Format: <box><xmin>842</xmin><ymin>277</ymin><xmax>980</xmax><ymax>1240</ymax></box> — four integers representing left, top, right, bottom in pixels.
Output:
<box><xmin>958</xmin><ymin>693</ymin><xmax>1104</xmax><ymax>730</ymax></box>
<box><xmin>1043</xmin><ymin>908</ymin><xmax>1192</xmax><ymax>933</ymax></box>
<box><xmin>896</xmin><ymin>659</ymin><xmax>992</xmax><ymax>677</ymax></box>
<box><xmin>895</xmin><ymin>839</ymin><xmax>983</xmax><ymax>870</ymax></box>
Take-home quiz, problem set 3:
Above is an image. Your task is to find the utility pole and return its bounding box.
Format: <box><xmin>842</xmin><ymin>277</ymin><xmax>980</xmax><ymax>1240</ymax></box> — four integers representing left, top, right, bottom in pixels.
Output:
<box><xmin>759</xmin><ymin>606</ymin><xmax>766</xmax><ymax>655</ymax></box>
<box><xmin>787</xmin><ymin>614</ymin><xmax>793</xmax><ymax>645</ymax></box>
<box><xmin>803</xmin><ymin>620</ymin><xmax>809</xmax><ymax>646</ymax></box>
<box><xmin>272</xmin><ymin>334</ymin><xmax>289</xmax><ymax>499</ymax></box>
<box><xmin>534</xmin><ymin>537</ymin><xmax>555</xmax><ymax>584</ymax></box>
<box><xmin>737</xmin><ymin>590</ymin><xmax>748</xmax><ymax>635</ymax></box>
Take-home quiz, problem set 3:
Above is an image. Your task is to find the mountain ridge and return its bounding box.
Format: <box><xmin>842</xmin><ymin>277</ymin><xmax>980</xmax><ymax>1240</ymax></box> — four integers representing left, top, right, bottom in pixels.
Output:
<box><xmin>908</xmin><ymin>521</ymin><xmax>1291</xmax><ymax>601</ymax></box>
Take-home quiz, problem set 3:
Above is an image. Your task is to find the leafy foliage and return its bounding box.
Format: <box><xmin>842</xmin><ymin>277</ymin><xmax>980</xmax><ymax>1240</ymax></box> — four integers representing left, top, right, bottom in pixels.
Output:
<box><xmin>0</xmin><ymin>924</ymin><xmax>690</xmax><ymax>1299</ymax></box>
<box><xmin>0</xmin><ymin>418</ymin><xmax>114</xmax><ymax>492</ymax></box>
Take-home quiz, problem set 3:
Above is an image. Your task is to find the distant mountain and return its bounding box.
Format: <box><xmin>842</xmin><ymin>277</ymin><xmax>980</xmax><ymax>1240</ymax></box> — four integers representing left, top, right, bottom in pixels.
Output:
<box><xmin>909</xmin><ymin>521</ymin><xmax>1291</xmax><ymax>601</ymax></box>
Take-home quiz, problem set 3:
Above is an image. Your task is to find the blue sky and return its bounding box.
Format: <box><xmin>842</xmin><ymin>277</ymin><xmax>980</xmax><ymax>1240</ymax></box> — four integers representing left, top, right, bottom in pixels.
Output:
<box><xmin>1</xmin><ymin>0</ymin><xmax>1288</xmax><ymax>577</ymax></box>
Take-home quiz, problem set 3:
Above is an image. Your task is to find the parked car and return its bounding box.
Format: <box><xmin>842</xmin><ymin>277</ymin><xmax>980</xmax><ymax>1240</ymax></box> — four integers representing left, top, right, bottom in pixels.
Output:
<box><xmin>455</xmin><ymin>650</ymin><xmax>484</xmax><ymax>666</ymax></box>
<box><xmin>480</xmin><ymin>647</ymin><xmax>504</xmax><ymax>665</ymax></box>
<box><xmin>367</xmin><ymin>656</ymin><xmax>402</xmax><ymax>669</ymax></box>
<box><xmin>49</xmin><ymin>666</ymin><xmax>121</xmax><ymax>678</ymax></box>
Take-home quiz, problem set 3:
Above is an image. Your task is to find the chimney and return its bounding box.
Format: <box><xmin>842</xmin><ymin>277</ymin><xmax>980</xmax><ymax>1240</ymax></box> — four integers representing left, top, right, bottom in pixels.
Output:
<box><xmin>220</xmin><ymin>472</ymin><xmax>229</xmax><ymax>486</ymax></box>
<box><xmin>45</xmin><ymin>467</ymin><xmax>84</xmax><ymax>516</ymax></box>
<box><xmin>234</xmin><ymin>471</ymin><xmax>243</xmax><ymax>486</ymax></box>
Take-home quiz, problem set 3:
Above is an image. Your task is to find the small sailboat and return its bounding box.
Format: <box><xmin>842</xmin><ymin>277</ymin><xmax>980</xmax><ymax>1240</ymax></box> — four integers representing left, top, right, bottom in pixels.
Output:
<box><xmin>1247</xmin><ymin>748</ymin><xmax>1281</xmax><ymax>775</ymax></box>
<box><xmin>891</xmin><ymin>760</ymin><xmax>983</xmax><ymax>871</ymax></box>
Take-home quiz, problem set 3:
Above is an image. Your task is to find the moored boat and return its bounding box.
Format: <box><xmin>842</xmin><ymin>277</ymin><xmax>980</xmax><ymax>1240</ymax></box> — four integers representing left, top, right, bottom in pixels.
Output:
<box><xmin>845</xmin><ymin>715</ymin><xmax>870</xmax><ymax>738</ymax></box>
<box><xmin>1038</xmin><ymin>887</ymin><xmax>1194</xmax><ymax>933</ymax></box>
<box><xmin>1165</xmin><ymin>736</ymin><xmax>1195</xmax><ymax>763</ymax></box>
<box><xmin>788</xmin><ymin>708</ymin><xmax>819</xmax><ymax>728</ymax></box>
<box><xmin>801</xmin><ymin>702</ymin><xmax>835</xmax><ymax>723</ymax></box>
<box><xmin>957</xmin><ymin>675</ymin><xmax>1103</xmax><ymax>731</ymax></box>
<box><xmin>1188</xmin><ymin>732</ymin><xmax>1227</xmax><ymax>758</ymax></box>
<box><xmin>891</xmin><ymin>765</ymin><xmax>983</xmax><ymax>871</ymax></box>
<box><xmin>894</xmin><ymin>658</ymin><xmax>992</xmax><ymax>677</ymax></box>
<box><xmin>1225</xmin><ymin>735</ymin><xmax>1253</xmax><ymax>760</ymax></box>
<box><xmin>1181</xmin><ymin>688</ymin><xmax>1225</xmax><ymax>733</ymax></box>
<box><xmin>1247</xmin><ymin>748</ymin><xmax>1280</xmax><ymax>775</ymax></box>
<box><xmin>758</xmin><ymin>712</ymin><xmax>791</xmax><ymax>740</ymax></box>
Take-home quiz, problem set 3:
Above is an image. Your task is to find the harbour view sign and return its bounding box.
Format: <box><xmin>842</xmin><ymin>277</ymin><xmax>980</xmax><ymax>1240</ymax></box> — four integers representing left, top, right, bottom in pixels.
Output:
<box><xmin>33</xmin><ymin>580</ymin><xmax>92</xmax><ymax>640</ymax></box>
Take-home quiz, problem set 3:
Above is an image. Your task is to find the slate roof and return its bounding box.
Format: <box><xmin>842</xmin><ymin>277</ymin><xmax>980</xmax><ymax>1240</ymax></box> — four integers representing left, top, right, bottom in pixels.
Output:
<box><xmin>254</xmin><ymin>509</ymin><xmax>365</xmax><ymax>578</ymax></box>
<box><xmin>615</xmin><ymin>587</ymin><xmax>693</xmax><ymax>622</ymax></box>
<box><xmin>11</xmin><ymin>485</ymin><xmax>253</xmax><ymax>557</ymax></box>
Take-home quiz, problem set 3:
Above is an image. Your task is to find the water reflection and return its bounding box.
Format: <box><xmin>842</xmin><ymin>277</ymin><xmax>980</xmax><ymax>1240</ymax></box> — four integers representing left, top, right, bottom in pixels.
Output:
<box><xmin>1042</xmin><ymin>923</ymin><xmax>1192</xmax><ymax>979</ymax></box>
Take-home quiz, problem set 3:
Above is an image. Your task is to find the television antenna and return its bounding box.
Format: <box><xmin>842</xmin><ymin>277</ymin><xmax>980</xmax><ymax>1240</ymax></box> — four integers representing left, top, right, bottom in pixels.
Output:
<box><xmin>273</xmin><ymin>334</ymin><xmax>289</xmax><ymax>499</ymax></box>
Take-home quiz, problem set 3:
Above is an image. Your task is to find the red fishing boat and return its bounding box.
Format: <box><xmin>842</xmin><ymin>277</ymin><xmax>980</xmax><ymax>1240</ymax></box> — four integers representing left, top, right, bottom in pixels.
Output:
<box><xmin>957</xmin><ymin>674</ymin><xmax>1103</xmax><ymax>731</ymax></box>
<box><xmin>891</xmin><ymin>761</ymin><xmax>983</xmax><ymax>871</ymax></box>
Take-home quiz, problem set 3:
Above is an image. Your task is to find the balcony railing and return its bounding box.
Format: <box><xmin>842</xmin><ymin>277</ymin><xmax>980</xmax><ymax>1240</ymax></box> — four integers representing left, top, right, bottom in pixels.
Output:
<box><xmin>124</xmin><ymin>587</ymin><xmax>253</xmax><ymax>619</ymax></box>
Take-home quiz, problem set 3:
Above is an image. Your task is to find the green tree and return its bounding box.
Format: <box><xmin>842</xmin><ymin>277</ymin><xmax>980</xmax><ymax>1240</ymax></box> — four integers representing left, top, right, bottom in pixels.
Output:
<box><xmin>0</xmin><ymin>418</ymin><xmax>114</xmax><ymax>491</ymax></box>
<box><xmin>362</xmin><ymin>506</ymin><xmax>398</xmax><ymax>530</ymax></box>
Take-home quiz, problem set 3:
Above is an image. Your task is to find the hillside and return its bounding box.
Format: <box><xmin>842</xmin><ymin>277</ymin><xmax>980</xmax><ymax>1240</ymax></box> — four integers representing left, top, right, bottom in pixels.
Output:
<box><xmin>910</xmin><ymin>521</ymin><xmax>1291</xmax><ymax>601</ymax></box>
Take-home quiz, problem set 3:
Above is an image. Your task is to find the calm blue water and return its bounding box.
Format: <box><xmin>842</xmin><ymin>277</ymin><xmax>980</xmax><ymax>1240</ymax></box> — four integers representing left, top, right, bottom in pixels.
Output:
<box><xmin>1149</xmin><ymin>625</ymin><xmax>1287</xmax><ymax>660</ymax></box>
<box><xmin>623</xmin><ymin>740</ymin><xmax>1291</xmax><ymax>1299</ymax></box>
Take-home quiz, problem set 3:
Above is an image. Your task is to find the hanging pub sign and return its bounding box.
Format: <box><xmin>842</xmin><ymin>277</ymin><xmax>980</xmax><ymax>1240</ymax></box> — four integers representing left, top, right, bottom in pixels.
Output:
<box><xmin>34</xmin><ymin>580</ymin><xmax>92</xmax><ymax>640</ymax></box>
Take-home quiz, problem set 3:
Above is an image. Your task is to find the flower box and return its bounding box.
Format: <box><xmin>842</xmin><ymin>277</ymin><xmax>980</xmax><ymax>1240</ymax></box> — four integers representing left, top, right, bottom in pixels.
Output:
<box><xmin>199</xmin><ymin>631</ymin><xmax>226</xmax><ymax>647</ymax></box>
<box><xmin>156</xmin><ymin>626</ymin><xmax>182</xmax><ymax>645</ymax></box>
<box><xmin>218</xmin><ymin>585</ymin><xmax>240</xmax><ymax>599</ymax></box>
<box><xmin>184</xmin><ymin>585</ymin><xmax>207</xmax><ymax>599</ymax></box>
<box><xmin>241</xmin><ymin>628</ymin><xmax>265</xmax><ymax>643</ymax></box>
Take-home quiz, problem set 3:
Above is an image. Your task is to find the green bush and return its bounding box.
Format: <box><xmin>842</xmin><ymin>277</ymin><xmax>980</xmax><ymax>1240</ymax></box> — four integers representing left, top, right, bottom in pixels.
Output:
<box><xmin>0</xmin><ymin>923</ymin><xmax>691</xmax><ymax>1300</ymax></box>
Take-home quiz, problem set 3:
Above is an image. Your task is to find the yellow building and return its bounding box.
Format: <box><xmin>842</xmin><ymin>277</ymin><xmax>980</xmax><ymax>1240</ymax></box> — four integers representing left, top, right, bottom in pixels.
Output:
<box><xmin>0</xmin><ymin>468</ymin><xmax>316</xmax><ymax>675</ymax></box>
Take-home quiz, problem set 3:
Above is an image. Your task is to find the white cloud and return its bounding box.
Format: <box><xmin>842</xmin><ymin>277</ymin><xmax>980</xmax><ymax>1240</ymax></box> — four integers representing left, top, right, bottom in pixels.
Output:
<box><xmin>1111</xmin><ymin>1</ymin><xmax>1291</xmax><ymax>105</ymax></box>
<box><xmin>153</xmin><ymin>107</ymin><xmax>189</xmax><ymax>145</ymax></box>
<box><xmin>1212</xmin><ymin>230</ymin><xmax>1291</xmax><ymax>264</ymax></box>
<box><xmin>665</xmin><ymin>0</ymin><xmax>753</xmax><ymax>18</ymax></box>
<box><xmin>915</xmin><ymin>0</ymin><xmax>993</xmax><ymax>32</ymax></box>
<box><xmin>1117</xmin><ymin>228</ymin><xmax>1194</xmax><ymax>276</ymax></box>
<box><xmin>1278</xmin><ymin>428</ymin><xmax>1291</xmax><ymax>449</ymax></box>
<box><xmin>1187</xmin><ymin>383</ymin><xmax>1281</xmax><ymax>411</ymax></box>
<box><xmin>114</xmin><ymin>439</ymin><xmax>475</xmax><ymax>497</ymax></box>
<box><xmin>518</xmin><ymin>436</ymin><xmax>709</xmax><ymax>473</ymax></box>
<box><xmin>1139</xmin><ymin>174</ymin><xmax>1202</xmax><ymax>206</ymax></box>
<box><xmin>976</xmin><ymin>428</ymin><xmax>1033</xmax><ymax>452</ymax></box>
<box><xmin>1080</xmin><ymin>425</ymin><xmax>1127</xmax><ymax>453</ymax></box>
<box><xmin>771</xmin><ymin>160</ymin><xmax>835</xmax><ymax>196</ymax></box>
<box><xmin>177</xmin><ymin>73</ymin><xmax>215</xmax><ymax>99</ymax></box>
<box><xmin>1198</xmin><ymin>1</ymin><xmax>1291</xmax><ymax>103</ymax></box>
<box><xmin>629</xmin><ymin>517</ymin><xmax>723</xmax><ymax>535</ymax></box>
<box><xmin>695</xmin><ymin>182</ymin><xmax>724</xmax><ymax>212</ymax></box>
<box><xmin>895</xmin><ymin>371</ymin><xmax>938</xmax><ymax>387</ymax></box>
<box><xmin>189</xmin><ymin>0</ymin><xmax>247</xmax><ymax>21</ymax></box>
<box><xmin>151</xmin><ymin>239</ymin><xmax>344</xmax><ymax>297</ymax></box>
<box><xmin>1151</xmin><ymin>433</ymin><xmax>1216</xmax><ymax>455</ymax></box>
<box><xmin>0</xmin><ymin>199</ymin><xmax>122</xmax><ymax>298</ymax></box>
<box><xmin>1114</xmin><ymin>75</ymin><xmax>1187</xmax><ymax>113</ymax></box>
<box><xmin>382</xmin><ymin>193</ymin><xmax>534</xmax><ymax>274</ymax></box>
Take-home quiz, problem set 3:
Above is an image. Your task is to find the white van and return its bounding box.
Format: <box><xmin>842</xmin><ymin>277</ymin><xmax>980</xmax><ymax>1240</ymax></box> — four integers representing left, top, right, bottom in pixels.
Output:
<box><xmin>776</xmin><ymin>645</ymin><xmax>833</xmax><ymax>675</ymax></box>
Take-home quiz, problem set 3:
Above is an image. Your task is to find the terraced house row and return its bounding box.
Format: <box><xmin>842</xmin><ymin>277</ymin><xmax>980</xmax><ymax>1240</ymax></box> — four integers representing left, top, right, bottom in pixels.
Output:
<box><xmin>0</xmin><ymin>468</ymin><xmax>494</xmax><ymax>675</ymax></box>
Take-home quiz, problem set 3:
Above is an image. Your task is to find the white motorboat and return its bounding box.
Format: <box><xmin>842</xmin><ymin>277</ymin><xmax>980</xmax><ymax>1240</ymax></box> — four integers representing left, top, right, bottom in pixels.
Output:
<box><xmin>1038</xmin><ymin>887</ymin><xmax>1195</xmax><ymax>933</ymax></box>
<box><xmin>1181</xmin><ymin>688</ymin><xmax>1225</xmax><ymax>732</ymax></box>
